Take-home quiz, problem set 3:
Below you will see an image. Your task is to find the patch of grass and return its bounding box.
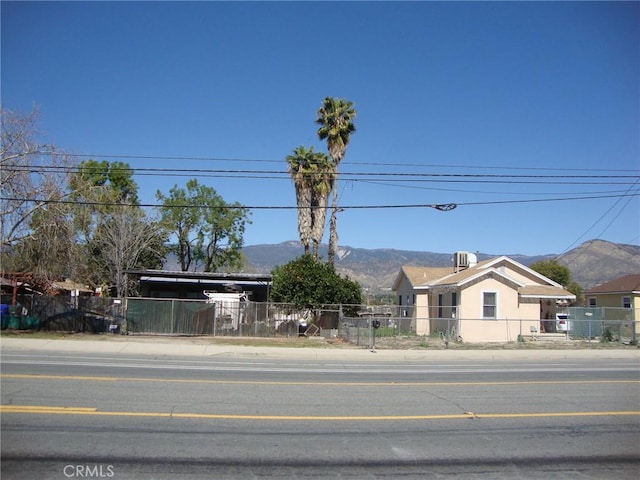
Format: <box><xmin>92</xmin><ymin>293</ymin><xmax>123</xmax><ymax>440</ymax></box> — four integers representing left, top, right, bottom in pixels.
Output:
<box><xmin>600</xmin><ymin>328</ymin><xmax>614</xmax><ymax>343</ymax></box>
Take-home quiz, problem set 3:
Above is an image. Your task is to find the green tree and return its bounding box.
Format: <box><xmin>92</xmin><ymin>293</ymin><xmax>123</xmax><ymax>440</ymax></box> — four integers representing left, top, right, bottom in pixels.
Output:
<box><xmin>270</xmin><ymin>255</ymin><xmax>363</xmax><ymax>313</ymax></box>
<box><xmin>530</xmin><ymin>259</ymin><xmax>582</xmax><ymax>300</ymax></box>
<box><xmin>156</xmin><ymin>179</ymin><xmax>251</xmax><ymax>272</ymax></box>
<box><xmin>69</xmin><ymin>159</ymin><xmax>138</xmax><ymax>203</ymax></box>
<box><xmin>530</xmin><ymin>259</ymin><xmax>570</xmax><ymax>286</ymax></box>
<box><xmin>0</xmin><ymin>110</ymin><xmax>163</xmax><ymax>294</ymax></box>
<box><xmin>69</xmin><ymin>159</ymin><xmax>140</xmax><ymax>247</ymax></box>
<box><xmin>67</xmin><ymin>160</ymin><xmax>168</xmax><ymax>292</ymax></box>
<box><xmin>8</xmin><ymin>202</ymin><xmax>83</xmax><ymax>291</ymax></box>
<box><xmin>316</xmin><ymin>97</ymin><xmax>356</xmax><ymax>267</ymax></box>
<box><xmin>155</xmin><ymin>183</ymin><xmax>200</xmax><ymax>271</ymax></box>
<box><xmin>286</xmin><ymin>146</ymin><xmax>333</xmax><ymax>258</ymax></box>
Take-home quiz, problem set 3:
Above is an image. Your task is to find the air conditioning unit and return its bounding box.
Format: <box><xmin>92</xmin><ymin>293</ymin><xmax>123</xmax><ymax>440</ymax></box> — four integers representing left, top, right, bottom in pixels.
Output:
<box><xmin>453</xmin><ymin>251</ymin><xmax>478</xmax><ymax>271</ymax></box>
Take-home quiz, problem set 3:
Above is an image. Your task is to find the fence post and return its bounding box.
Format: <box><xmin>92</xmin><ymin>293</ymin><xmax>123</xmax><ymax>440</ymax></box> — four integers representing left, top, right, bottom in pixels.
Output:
<box><xmin>254</xmin><ymin>303</ymin><xmax>258</xmax><ymax>337</ymax></box>
<box><xmin>212</xmin><ymin>303</ymin><xmax>217</xmax><ymax>337</ymax></box>
<box><xmin>170</xmin><ymin>299</ymin><xmax>175</xmax><ymax>334</ymax></box>
<box><xmin>446</xmin><ymin>318</ymin><xmax>450</xmax><ymax>348</ymax></box>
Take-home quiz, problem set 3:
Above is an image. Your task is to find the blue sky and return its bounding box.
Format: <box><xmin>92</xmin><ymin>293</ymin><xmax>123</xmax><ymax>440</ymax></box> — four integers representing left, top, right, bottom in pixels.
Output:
<box><xmin>2</xmin><ymin>1</ymin><xmax>639</xmax><ymax>256</ymax></box>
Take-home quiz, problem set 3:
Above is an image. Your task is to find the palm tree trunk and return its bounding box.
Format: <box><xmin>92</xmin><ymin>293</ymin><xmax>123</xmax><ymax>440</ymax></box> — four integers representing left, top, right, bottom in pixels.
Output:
<box><xmin>310</xmin><ymin>192</ymin><xmax>328</xmax><ymax>259</ymax></box>
<box><xmin>327</xmin><ymin>182</ymin><xmax>338</xmax><ymax>268</ymax></box>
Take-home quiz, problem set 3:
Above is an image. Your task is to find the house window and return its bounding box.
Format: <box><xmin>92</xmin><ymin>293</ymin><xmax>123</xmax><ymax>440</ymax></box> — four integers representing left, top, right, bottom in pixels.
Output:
<box><xmin>483</xmin><ymin>292</ymin><xmax>497</xmax><ymax>319</ymax></box>
<box><xmin>398</xmin><ymin>295</ymin><xmax>402</xmax><ymax>306</ymax></box>
<box><xmin>622</xmin><ymin>297</ymin><xmax>631</xmax><ymax>309</ymax></box>
<box><xmin>588</xmin><ymin>297</ymin><xmax>597</xmax><ymax>307</ymax></box>
<box><xmin>451</xmin><ymin>292</ymin><xmax>458</xmax><ymax>318</ymax></box>
<box><xmin>412</xmin><ymin>294</ymin><xmax>416</xmax><ymax>305</ymax></box>
<box><xmin>438</xmin><ymin>294</ymin><xmax>444</xmax><ymax>319</ymax></box>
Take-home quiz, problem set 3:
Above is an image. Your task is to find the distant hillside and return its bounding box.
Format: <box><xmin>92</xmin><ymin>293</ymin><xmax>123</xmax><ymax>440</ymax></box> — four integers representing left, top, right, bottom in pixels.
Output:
<box><xmin>555</xmin><ymin>239</ymin><xmax>640</xmax><ymax>290</ymax></box>
<box><xmin>240</xmin><ymin>239</ymin><xmax>639</xmax><ymax>293</ymax></box>
<box><xmin>163</xmin><ymin>239</ymin><xmax>638</xmax><ymax>294</ymax></box>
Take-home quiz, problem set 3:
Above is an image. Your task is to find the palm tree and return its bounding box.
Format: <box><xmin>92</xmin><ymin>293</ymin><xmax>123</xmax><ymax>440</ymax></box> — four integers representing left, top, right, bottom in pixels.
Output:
<box><xmin>309</xmin><ymin>152</ymin><xmax>333</xmax><ymax>258</ymax></box>
<box><xmin>286</xmin><ymin>146</ymin><xmax>334</xmax><ymax>258</ymax></box>
<box><xmin>286</xmin><ymin>146</ymin><xmax>318</xmax><ymax>255</ymax></box>
<box><xmin>316</xmin><ymin>97</ymin><xmax>356</xmax><ymax>267</ymax></box>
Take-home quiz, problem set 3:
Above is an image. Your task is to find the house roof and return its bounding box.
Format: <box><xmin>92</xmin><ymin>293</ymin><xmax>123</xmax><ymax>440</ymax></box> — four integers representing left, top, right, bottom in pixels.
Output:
<box><xmin>392</xmin><ymin>265</ymin><xmax>453</xmax><ymax>290</ymax></box>
<box><xmin>584</xmin><ymin>274</ymin><xmax>640</xmax><ymax>295</ymax></box>
<box><xmin>396</xmin><ymin>256</ymin><xmax>575</xmax><ymax>300</ymax></box>
<box><xmin>518</xmin><ymin>285</ymin><xmax>575</xmax><ymax>299</ymax></box>
<box><xmin>425</xmin><ymin>258</ymin><xmax>497</xmax><ymax>287</ymax></box>
<box><xmin>421</xmin><ymin>256</ymin><xmax>566</xmax><ymax>289</ymax></box>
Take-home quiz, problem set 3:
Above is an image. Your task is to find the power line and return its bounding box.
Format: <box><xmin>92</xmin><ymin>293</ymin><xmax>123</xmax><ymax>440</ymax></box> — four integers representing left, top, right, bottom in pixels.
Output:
<box><xmin>2</xmin><ymin>192</ymin><xmax>638</xmax><ymax>210</ymax></box>
<box><xmin>4</xmin><ymin>164</ymin><xmax>638</xmax><ymax>184</ymax></box>
<box><xmin>356</xmin><ymin>180</ymin><xmax>634</xmax><ymax>196</ymax></box>
<box><xmin>40</xmin><ymin>151</ymin><xmax>640</xmax><ymax>173</ymax></box>
<box><xmin>561</xmin><ymin>178</ymin><xmax>640</xmax><ymax>256</ymax></box>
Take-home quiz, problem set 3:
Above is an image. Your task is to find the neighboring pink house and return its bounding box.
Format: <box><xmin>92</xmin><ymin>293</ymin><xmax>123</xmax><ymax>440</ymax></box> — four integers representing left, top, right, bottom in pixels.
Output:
<box><xmin>392</xmin><ymin>252</ymin><xmax>576</xmax><ymax>342</ymax></box>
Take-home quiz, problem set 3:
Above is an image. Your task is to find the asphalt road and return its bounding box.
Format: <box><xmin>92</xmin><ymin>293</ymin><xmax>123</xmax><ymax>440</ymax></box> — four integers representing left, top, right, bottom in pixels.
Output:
<box><xmin>1</xmin><ymin>344</ymin><xmax>639</xmax><ymax>479</ymax></box>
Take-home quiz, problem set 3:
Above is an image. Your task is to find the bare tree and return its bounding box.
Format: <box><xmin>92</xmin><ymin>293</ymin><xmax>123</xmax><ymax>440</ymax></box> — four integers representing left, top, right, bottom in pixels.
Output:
<box><xmin>93</xmin><ymin>204</ymin><xmax>167</xmax><ymax>297</ymax></box>
<box><xmin>1</xmin><ymin>108</ymin><xmax>81</xmax><ymax>285</ymax></box>
<box><xmin>1</xmin><ymin>108</ymin><xmax>75</xmax><ymax>247</ymax></box>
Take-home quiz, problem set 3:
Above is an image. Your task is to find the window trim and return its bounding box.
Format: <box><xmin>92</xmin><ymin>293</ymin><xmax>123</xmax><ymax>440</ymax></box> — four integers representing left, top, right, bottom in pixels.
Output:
<box><xmin>482</xmin><ymin>291</ymin><xmax>497</xmax><ymax>319</ymax></box>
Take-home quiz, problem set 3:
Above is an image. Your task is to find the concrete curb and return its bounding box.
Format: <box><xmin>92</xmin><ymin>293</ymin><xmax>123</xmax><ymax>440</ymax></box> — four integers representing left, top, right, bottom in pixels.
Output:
<box><xmin>2</xmin><ymin>337</ymin><xmax>639</xmax><ymax>361</ymax></box>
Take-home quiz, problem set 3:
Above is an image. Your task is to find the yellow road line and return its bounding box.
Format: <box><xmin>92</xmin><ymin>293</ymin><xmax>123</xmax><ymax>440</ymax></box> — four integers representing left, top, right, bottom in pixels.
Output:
<box><xmin>1</xmin><ymin>405</ymin><xmax>639</xmax><ymax>421</ymax></box>
<box><xmin>1</xmin><ymin>405</ymin><xmax>97</xmax><ymax>412</ymax></box>
<box><xmin>2</xmin><ymin>374</ymin><xmax>121</xmax><ymax>382</ymax></box>
<box><xmin>2</xmin><ymin>374</ymin><xmax>639</xmax><ymax>387</ymax></box>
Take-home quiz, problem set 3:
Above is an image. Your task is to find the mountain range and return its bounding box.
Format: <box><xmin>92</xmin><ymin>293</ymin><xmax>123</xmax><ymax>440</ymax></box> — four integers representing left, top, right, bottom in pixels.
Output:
<box><xmin>239</xmin><ymin>239</ymin><xmax>640</xmax><ymax>294</ymax></box>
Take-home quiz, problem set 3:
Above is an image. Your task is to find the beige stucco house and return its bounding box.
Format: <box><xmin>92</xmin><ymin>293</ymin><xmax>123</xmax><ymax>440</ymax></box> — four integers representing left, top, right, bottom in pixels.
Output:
<box><xmin>583</xmin><ymin>274</ymin><xmax>640</xmax><ymax>321</ymax></box>
<box><xmin>392</xmin><ymin>253</ymin><xmax>576</xmax><ymax>342</ymax></box>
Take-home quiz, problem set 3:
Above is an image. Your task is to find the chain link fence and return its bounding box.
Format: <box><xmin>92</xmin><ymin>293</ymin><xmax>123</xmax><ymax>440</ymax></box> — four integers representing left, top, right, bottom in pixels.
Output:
<box><xmin>1</xmin><ymin>295</ymin><xmax>636</xmax><ymax>344</ymax></box>
<box><xmin>1</xmin><ymin>294</ymin><xmax>125</xmax><ymax>333</ymax></box>
<box><xmin>1</xmin><ymin>295</ymin><xmax>340</xmax><ymax>338</ymax></box>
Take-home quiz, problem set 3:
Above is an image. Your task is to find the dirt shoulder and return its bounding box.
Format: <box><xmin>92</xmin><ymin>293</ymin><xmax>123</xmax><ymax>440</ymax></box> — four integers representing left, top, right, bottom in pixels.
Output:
<box><xmin>1</xmin><ymin>330</ymin><xmax>637</xmax><ymax>351</ymax></box>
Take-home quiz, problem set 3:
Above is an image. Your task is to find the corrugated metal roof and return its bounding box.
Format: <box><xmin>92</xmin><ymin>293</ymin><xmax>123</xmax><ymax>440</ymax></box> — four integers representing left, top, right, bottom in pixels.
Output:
<box><xmin>127</xmin><ymin>269</ymin><xmax>272</xmax><ymax>282</ymax></box>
